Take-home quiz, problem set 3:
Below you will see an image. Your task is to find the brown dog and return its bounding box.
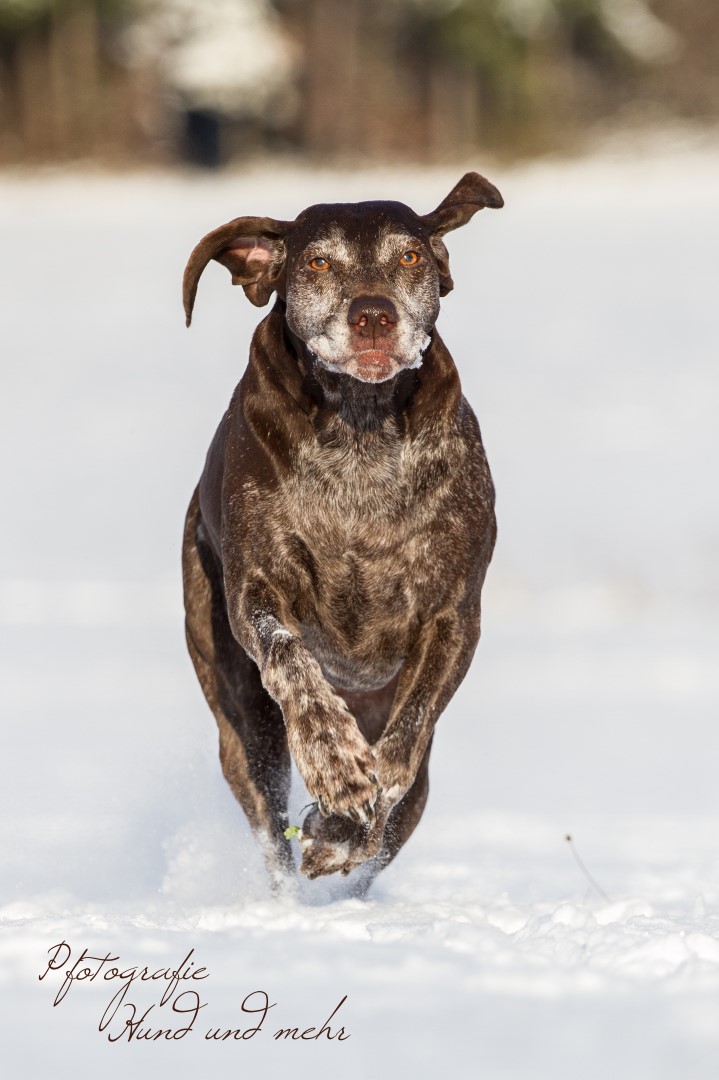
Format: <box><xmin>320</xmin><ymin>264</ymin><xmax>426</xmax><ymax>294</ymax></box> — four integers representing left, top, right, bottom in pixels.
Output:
<box><xmin>182</xmin><ymin>173</ymin><xmax>502</xmax><ymax>892</ymax></box>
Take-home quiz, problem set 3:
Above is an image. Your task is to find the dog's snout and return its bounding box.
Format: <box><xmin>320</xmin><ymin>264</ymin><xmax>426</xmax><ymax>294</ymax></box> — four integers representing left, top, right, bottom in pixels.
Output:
<box><xmin>348</xmin><ymin>296</ymin><xmax>398</xmax><ymax>336</ymax></box>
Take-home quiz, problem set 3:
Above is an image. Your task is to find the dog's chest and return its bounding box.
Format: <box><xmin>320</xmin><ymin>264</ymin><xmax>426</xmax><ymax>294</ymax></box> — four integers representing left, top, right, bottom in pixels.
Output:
<box><xmin>291</xmin><ymin>420</ymin><xmax>411</xmax><ymax>520</ymax></box>
<box><xmin>274</xmin><ymin>419</ymin><xmax>469</xmax><ymax>683</ymax></box>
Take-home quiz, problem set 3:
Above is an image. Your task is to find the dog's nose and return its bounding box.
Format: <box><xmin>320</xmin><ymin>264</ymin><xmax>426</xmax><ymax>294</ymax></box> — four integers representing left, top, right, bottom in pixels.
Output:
<box><xmin>348</xmin><ymin>295</ymin><xmax>398</xmax><ymax>337</ymax></box>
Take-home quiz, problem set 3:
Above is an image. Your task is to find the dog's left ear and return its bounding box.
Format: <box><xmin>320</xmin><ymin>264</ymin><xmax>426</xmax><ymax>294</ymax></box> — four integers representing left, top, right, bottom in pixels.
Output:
<box><xmin>422</xmin><ymin>172</ymin><xmax>503</xmax><ymax>296</ymax></box>
<box><xmin>183</xmin><ymin>215</ymin><xmax>295</xmax><ymax>326</ymax></box>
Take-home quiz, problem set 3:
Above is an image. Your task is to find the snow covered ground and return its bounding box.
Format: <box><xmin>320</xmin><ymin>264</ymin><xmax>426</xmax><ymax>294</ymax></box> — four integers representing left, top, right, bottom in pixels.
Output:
<box><xmin>2</xmin><ymin>137</ymin><xmax>718</xmax><ymax>1077</ymax></box>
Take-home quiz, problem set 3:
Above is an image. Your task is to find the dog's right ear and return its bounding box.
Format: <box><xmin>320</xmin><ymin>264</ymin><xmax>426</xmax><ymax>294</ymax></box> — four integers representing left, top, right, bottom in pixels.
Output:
<box><xmin>183</xmin><ymin>215</ymin><xmax>295</xmax><ymax>326</ymax></box>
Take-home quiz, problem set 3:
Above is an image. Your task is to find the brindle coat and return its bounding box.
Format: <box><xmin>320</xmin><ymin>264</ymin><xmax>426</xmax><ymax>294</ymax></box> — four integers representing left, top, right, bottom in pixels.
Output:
<box><xmin>182</xmin><ymin>173</ymin><xmax>502</xmax><ymax>891</ymax></box>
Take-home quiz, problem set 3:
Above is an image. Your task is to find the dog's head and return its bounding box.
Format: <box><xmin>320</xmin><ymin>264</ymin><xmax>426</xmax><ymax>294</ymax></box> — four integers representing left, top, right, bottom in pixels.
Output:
<box><xmin>183</xmin><ymin>173</ymin><xmax>503</xmax><ymax>384</ymax></box>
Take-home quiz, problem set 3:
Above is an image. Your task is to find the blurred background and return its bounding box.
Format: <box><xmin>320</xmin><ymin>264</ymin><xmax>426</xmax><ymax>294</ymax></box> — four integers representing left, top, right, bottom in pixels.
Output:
<box><xmin>0</xmin><ymin>0</ymin><xmax>717</xmax><ymax>169</ymax></box>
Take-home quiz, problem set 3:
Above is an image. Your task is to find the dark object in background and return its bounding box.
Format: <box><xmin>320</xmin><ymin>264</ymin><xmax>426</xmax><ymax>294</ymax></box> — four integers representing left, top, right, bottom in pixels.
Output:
<box><xmin>181</xmin><ymin>173</ymin><xmax>502</xmax><ymax>893</ymax></box>
<box><xmin>183</xmin><ymin>109</ymin><xmax>221</xmax><ymax>169</ymax></box>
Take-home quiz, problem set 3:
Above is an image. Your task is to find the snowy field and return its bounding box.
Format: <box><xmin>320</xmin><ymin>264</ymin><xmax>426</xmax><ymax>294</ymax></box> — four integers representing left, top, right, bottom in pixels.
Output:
<box><xmin>1</xmin><ymin>137</ymin><xmax>718</xmax><ymax>1077</ymax></box>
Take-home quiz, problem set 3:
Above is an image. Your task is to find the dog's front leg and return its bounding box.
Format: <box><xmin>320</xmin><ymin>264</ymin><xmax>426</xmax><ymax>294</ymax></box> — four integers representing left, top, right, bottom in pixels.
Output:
<box><xmin>300</xmin><ymin>602</ymin><xmax>483</xmax><ymax>880</ymax></box>
<box><xmin>228</xmin><ymin>579</ymin><xmax>380</xmax><ymax>824</ymax></box>
<box><xmin>373</xmin><ymin>602</ymin><xmax>482</xmax><ymax>810</ymax></box>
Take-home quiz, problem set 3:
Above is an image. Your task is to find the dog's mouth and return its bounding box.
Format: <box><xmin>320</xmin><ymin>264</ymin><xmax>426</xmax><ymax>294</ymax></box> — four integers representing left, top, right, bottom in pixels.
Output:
<box><xmin>351</xmin><ymin>349</ymin><xmax>395</xmax><ymax>382</ymax></box>
<box><xmin>312</xmin><ymin>348</ymin><xmax>413</xmax><ymax>384</ymax></box>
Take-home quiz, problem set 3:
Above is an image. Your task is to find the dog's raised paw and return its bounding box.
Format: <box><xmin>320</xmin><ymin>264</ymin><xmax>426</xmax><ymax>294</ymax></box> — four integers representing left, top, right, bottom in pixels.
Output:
<box><xmin>287</xmin><ymin>697</ymin><xmax>380</xmax><ymax>822</ymax></box>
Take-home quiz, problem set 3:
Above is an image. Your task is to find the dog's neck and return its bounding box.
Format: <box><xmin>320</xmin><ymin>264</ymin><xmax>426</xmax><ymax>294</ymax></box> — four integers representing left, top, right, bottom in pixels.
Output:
<box><xmin>281</xmin><ymin>314</ymin><xmax>424</xmax><ymax>434</ymax></box>
<box><xmin>304</xmin><ymin>362</ymin><xmax>421</xmax><ymax>433</ymax></box>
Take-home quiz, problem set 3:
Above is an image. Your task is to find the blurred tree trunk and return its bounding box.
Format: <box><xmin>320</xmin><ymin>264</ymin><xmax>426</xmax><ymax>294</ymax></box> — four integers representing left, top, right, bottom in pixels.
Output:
<box><xmin>14</xmin><ymin>28</ymin><xmax>51</xmax><ymax>159</ymax></box>
<box><xmin>425</xmin><ymin>62</ymin><xmax>481</xmax><ymax>163</ymax></box>
<box><xmin>49</xmin><ymin>1</ymin><xmax>102</xmax><ymax>156</ymax></box>
<box><xmin>302</xmin><ymin>0</ymin><xmax>361</xmax><ymax>155</ymax></box>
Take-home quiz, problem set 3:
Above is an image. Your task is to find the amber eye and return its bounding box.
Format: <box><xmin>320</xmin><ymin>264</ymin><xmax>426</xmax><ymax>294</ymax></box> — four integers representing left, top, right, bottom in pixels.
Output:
<box><xmin>309</xmin><ymin>256</ymin><xmax>331</xmax><ymax>271</ymax></box>
<box><xmin>399</xmin><ymin>251</ymin><xmax>420</xmax><ymax>267</ymax></box>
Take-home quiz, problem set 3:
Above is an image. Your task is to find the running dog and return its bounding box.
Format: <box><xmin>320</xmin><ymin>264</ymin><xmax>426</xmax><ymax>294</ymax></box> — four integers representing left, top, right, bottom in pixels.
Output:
<box><xmin>182</xmin><ymin>173</ymin><xmax>502</xmax><ymax>890</ymax></box>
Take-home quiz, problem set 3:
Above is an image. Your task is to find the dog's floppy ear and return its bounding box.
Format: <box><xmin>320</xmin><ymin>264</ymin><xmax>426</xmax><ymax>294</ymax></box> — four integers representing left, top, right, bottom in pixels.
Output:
<box><xmin>421</xmin><ymin>172</ymin><xmax>503</xmax><ymax>297</ymax></box>
<box><xmin>183</xmin><ymin>215</ymin><xmax>295</xmax><ymax>326</ymax></box>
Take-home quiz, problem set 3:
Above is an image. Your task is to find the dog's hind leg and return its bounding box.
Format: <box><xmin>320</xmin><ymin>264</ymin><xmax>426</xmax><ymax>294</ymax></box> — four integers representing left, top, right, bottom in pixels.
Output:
<box><xmin>182</xmin><ymin>488</ymin><xmax>294</xmax><ymax>888</ymax></box>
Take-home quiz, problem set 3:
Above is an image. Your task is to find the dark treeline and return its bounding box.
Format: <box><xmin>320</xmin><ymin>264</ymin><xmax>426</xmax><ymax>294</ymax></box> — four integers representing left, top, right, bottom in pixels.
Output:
<box><xmin>0</xmin><ymin>0</ymin><xmax>717</xmax><ymax>167</ymax></box>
